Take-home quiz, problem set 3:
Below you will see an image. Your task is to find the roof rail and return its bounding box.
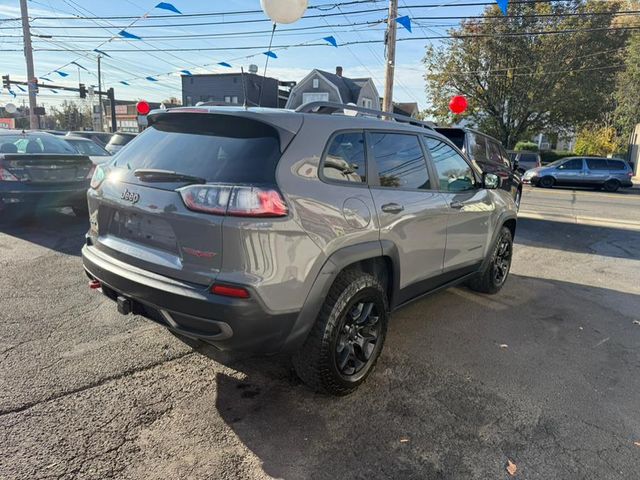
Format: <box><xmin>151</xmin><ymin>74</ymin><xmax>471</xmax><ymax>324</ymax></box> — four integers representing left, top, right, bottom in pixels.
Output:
<box><xmin>295</xmin><ymin>101</ymin><xmax>434</xmax><ymax>131</ymax></box>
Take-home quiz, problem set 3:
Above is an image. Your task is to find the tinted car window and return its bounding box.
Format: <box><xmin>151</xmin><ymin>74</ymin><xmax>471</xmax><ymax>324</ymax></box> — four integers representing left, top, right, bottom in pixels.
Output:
<box><xmin>488</xmin><ymin>141</ymin><xmax>503</xmax><ymax>165</ymax></box>
<box><xmin>607</xmin><ymin>160</ymin><xmax>627</xmax><ymax>170</ymax></box>
<box><xmin>369</xmin><ymin>133</ymin><xmax>430</xmax><ymax>189</ymax></box>
<box><xmin>469</xmin><ymin>133</ymin><xmax>489</xmax><ymax>163</ymax></box>
<box><xmin>66</xmin><ymin>139</ymin><xmax>110</xmax><ymax>156</ymax></box>
<box><xmin>0</xmin><ymin>134</ymin><xmax>77</xmax><ymax>154</ymax></box>
<box><xmin>112</xmin><ymin>114</ymin><xmax>281</xmax><ymax>184</ymax></box>
<box><xmin>558</xmin><ymin>158</ymin><xmax>583</xmax><ymax>170</ymax></box>
<box><xmin>322</xmin><ymin>132</ymin><xmax>366</xmax><ymax>183</ymax></box>
<box><xmin>425</xmin><ymin>137</ymin><xmax>476</xmax><ymax>192</ymax></box>
<box><xmin>520</xmin><ymin>153</ymin><xmax>539</xmax><ymax>164</ymax></box>
<box><xmin>108</xmin><ymin>133</ymin><xmax>136</xmax><ymax>146</ymax></box>
<box><xmin>586</xmin><ymin>158</ymin><xmax>608</xmax><ymax>170</ymax></box>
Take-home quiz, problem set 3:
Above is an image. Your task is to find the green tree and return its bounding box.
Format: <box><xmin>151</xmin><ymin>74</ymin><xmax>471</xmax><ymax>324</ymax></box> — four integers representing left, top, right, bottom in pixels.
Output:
<box><xmin>49</xmin><ymin>100</ymin><xmax>92</xmax><ymax>131</ymax></box>
<box><xmin>613</xmin><ymin>32</ymin><xmax>640</xmax><ymax>136</ymax></box>
<box><xmin>574</xmin><ymin>123</ymin><xmax>623</xmax><ymax>155</ymax></box>
<box><xmin>423</xmin><ymin>0</ymin><xmax>629</xmax><ymax>148</ymax></box>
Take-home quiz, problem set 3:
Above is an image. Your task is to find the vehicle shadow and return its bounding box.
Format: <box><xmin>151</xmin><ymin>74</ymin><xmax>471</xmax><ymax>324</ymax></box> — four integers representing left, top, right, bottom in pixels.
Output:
<box><xmin>185</xmin><ymin>274</ymin><xmax>640</xmax><ymax>479</ymax></box>
<box><xmin>0</xmin><ymin>207</ymin><xmax>88</xmax><ymax>257</ymax></box>
<box><xmin>515</xmin><ymin>217</ymin><xmax>640</xmax><ymax>260</ymax></box>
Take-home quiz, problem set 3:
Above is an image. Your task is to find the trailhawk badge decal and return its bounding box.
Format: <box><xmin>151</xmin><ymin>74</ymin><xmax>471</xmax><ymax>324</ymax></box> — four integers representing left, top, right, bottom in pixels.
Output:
<box><xmin>121</xmin><ymin>189</ymin><xmax>140</xmax><ymax>204</ymax></box>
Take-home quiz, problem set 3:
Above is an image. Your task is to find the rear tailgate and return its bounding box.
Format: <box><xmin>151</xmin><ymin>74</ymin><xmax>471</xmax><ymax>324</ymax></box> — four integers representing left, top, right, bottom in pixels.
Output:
<box><xmin>88</xmin><ymin>110</ymin><xmax>302</xmax><ymax>286</ymax></box>
<box><xmin>2</xmin><ymin>154</ymin><xmax>93</xmax><ymax>183</ymax></box>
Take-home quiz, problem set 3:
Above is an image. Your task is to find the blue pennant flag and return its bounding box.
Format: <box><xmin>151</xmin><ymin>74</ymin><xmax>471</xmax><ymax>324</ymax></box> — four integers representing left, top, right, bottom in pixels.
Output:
<box><xmin>94</xmin><ymin>48</ymin><xmax>112</xmax><ymax>58</ymax></box>
<box><xmin>218</xmin><ymin>62</ymin><xmax>232</xmax><ymax>68</ymax></box>
<box><xmin>55</xmin><ymin>70</ymin><xmax>69</xmax><ymax>77</ymax></box>
<box><xmin>119</xmin><ymin>30</ymin><xmax>142</xmax><ymax>40</ymax></box>
<box><xmin>16</xmin><ymin>85</ymin><xmax>26</xmax><ymax>92</ymax></box>
<box><xmin>146</xmin><ymin>76</ymin><xmax>158</xmax><ymax>82</ymax></box>
<box><xmin>155</xmin><ymin>2</ymin><xmax>181</xmax><ymax>14</ymax></box>
<box><xmin>71</xmin><ymin>61</ymin><xmax>89</xmax><ymax>71</ymax></box>
<box><xmin>50</xmin><ymin>89</ymin><xmax>58</xmax><ymax>94</ymax></box>
<box><xmin>263</xmin><ymin>51</ymin><xmax>277</xmax><ymax>59</ymax></box>
<box><xmin>40</xmin><ymin>76</ymin><xmax>52</xmax><ymax>82</ymax></box>
<box><xmin>180</xmin><ymin>69</ymin><xmax>192</xmax><ymax>76</ymax></box>
<box><xmin>120</xmin><ymin>81</ymin><xmax>130</xmax><ymax>86</ymax></box>
<box><xmin>496</xmin><ymin>0</ymin><xmax>508</xmax><ymax>14</ymax></box>
<box><xmin>323</xmin><ymin>36</ymin><xmax>338</xmax><ymax>47</ymax></box>
<box><xmin>396</xmin><ymin>15</ymin><xmax>412</xmax><ymax>33</ymax></box>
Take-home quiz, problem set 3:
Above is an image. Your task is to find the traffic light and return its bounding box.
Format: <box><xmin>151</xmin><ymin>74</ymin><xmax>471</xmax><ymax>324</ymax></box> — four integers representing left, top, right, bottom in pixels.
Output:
<box><xmin>79</xmin><ymin>83</ymin><xmax>87</xmax><ymax>99</ymax></box>
<box><xmin>2</xmin><ymin>75</ymin><xmax>10</xmax><ymax>90</ymax></box>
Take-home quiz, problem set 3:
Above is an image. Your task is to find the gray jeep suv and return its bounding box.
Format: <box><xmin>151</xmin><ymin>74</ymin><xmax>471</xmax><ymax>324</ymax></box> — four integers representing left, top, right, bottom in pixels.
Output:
<box><xmin>82</xmin><ymin>103</ymin><xmax>517</xmax><ymax>395</ymax></box>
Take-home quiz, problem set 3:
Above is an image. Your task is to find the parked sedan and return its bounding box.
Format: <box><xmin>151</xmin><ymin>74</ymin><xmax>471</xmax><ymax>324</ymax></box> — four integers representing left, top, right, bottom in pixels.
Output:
<box><xmin>105</xmin><ymin>132</ymin><xmax>136</xmax><ymax>155</ymax></box>
<box><xmin>523</xmin><ymin>156</ymin><xmax>633</xmax><ymax>192</ymax></box>
<box><xmin>64</xmin><ymin>136</ymin><xmax>112</xmax><ymax>165</ymax></box>
<box><xmin>66</xmin><ymin>131</ymin><xmax>114</xmax><ymax>148</ymax></box>
<box><xmin>0</xmin><ymin>131</ymin><xmax>94</xmax><ymax>217</ymax></box>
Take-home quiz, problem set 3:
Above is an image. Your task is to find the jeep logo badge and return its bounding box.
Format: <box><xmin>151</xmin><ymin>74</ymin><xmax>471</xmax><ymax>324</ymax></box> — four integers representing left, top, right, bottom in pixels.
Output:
<box><xmin>121</xmin><ymin>189</ymin><xmax>140</xmax><ymax>204</ymax></box>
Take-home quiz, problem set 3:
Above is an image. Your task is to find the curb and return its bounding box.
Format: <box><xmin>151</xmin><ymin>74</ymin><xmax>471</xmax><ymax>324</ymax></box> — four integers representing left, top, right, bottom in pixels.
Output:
<box><xmin>518</xmin><ymin>210</ymin><xmax>640</xmax><ymax>232</ymax></box>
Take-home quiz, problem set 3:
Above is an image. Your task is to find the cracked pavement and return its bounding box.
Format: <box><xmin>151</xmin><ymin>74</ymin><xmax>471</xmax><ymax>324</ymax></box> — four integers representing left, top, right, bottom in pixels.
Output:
<box><xmin>1</xmin><ymin>190</ymin><xmax>639</xmax><ymax>479</ymax></box>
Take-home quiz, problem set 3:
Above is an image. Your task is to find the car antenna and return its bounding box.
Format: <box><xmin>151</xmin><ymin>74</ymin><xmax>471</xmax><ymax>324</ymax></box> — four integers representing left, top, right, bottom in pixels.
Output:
<box><xmin>240</xmin><ymin>67</ymin><xmax>249</xmax><ymax>110</ymax></box>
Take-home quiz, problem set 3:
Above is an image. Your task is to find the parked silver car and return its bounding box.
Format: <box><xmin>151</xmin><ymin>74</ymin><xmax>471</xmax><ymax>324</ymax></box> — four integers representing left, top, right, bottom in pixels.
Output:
<box><xmin>82</xmin><ymin>103</ymin><xmax>518</xmax><ymax>395</ymax></box>
<box><xmin>523</xmin><ymin>156</ymin><xmax>633</xmax><ymax>192</ymax></box>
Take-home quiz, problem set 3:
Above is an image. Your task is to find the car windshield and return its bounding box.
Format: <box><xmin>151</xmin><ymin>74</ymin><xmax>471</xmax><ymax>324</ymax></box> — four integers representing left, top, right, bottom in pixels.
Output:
<box><xmin>108</xmin><ymin>134</ymin><xmax>135</xmax><ymax>146</ymax></box>
<box><xmin>66</xmin><ymin>139</ymin><xmax>110</xmax><ymax>156</ymax></box>
<box><xmin>546</xmin><ymin>158</ymin><xmax>573</xmax><ymax>167</ymax></box>
<box><xmin>0</xmin><ymin>133</ymin><xmax>77</xmax><ymax>154</ymax></box>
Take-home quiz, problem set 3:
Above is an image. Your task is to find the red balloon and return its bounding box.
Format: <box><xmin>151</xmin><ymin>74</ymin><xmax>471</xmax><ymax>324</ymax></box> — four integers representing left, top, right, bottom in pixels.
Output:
<box><xmin>136</xmin><ymin>100</ymin><xmax>151</xmax><ymax>115</ymax></box>
<box><xmin>449</xmin><ymin>95</ymin><xmax>468</xmax><ymax>115</ymax></box>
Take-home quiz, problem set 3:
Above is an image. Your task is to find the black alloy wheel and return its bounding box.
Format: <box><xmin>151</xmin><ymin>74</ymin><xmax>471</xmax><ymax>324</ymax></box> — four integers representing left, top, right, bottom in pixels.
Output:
<box><xmin>491</xmin><ymin>233</ymin><xmax>512</xmax><ymax>287</ymax></box>
<box><xmin>334</xmin><ymin>299</ymin><xmax>382</xmax><ymax>379</ymax></box>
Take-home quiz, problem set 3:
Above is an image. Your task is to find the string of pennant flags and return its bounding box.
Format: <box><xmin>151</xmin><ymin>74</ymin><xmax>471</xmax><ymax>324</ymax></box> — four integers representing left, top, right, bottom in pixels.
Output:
<box><xmin>4</xmin><ymin>0</ymin><xmax>508</xmax><ymax>97</ymax></box>
<box><xmin>34</xmin><ymin>2</ymin><xmax>419</xmax><ymax>93</ymax></box>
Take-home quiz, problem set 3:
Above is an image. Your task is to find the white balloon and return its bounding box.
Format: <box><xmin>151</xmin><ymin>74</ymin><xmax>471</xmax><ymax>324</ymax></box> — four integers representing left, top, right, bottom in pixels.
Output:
<box><xmin>260</xmin><ymin>0</ymin><xmax>308</xmax><ymax>24</ymax></box>
<box><xmin>5</xmin><ymin>103</ymin><xmax>17</xmax><ymax>114</ymax></box>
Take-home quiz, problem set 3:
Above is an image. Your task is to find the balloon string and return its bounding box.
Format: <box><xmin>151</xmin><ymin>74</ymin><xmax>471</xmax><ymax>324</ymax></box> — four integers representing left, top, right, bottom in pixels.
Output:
<box><xmin>258</xmin><ymin>22</ymin><xmax>277</xmax><ymax>107</ymax></box>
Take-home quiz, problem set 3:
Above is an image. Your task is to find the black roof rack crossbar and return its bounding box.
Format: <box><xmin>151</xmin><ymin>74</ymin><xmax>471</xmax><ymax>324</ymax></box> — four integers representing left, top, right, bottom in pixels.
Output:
<box><xmin>295</xmin><ymin>101</ymin><xmax>434</xmax><ymax>131</ymax></box>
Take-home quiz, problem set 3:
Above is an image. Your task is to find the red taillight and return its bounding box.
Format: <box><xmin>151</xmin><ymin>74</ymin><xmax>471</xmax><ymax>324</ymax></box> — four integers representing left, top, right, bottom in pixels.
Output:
<box><xmin>0</xmin><ymin>166</ymin><xmax>19</xmax><ymax>182</ymax></box>
<box><xmin>178</xmin><ymin>185</ymin><xmax>288</xmax><ymax>217</ymax></box>
<box><xmin>211</xmin><ymin>284</ymin><xmax>250</xmax><ymax>299</ymax></box>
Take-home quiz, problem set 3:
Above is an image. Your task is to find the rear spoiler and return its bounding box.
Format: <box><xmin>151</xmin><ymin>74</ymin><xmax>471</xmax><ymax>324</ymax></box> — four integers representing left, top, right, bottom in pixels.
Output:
<box><xmin>147</xmin><ymin>108</ymin><xmax>303</xmax><ymax>152</ymax></box>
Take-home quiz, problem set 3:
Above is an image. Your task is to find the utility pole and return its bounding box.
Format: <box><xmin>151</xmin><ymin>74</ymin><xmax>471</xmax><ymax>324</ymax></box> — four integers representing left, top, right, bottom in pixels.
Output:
<box><xmin>382</xmin><ymin>0</ymin><xmax>398</xmax><ymax>113</ymax></box>
<box><xmin>97</xmin><ymin>55</ymin><xmax>104</xmax><ymax>132</ymax></box>
<box><xmin>19</xmin><ymin>0</ymin><xmax>38</xmax><ymax>129</ymax></box>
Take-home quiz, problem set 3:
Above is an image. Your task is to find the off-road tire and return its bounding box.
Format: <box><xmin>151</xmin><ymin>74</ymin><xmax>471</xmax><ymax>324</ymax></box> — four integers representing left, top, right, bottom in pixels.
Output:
<box><xmin>467</xmin><ymin>226</ymin><xmax>513</xmax><ymax>295</ymax></box>
<box><xmin>292</xmin><ymin>269</ymin><xmax>388</xmax><ymax>396</ymax></box>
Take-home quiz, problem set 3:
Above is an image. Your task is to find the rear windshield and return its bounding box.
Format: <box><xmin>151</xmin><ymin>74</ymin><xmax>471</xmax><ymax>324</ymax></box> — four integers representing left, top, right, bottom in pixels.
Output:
<box><xmin>67</xmin><ymin>139</ymin><xmax>110</xmax><ymax>156</ymax></box>
<box><xmin>112</xmin><ymin>114</ymin><xmax>281</xmax><ymax>184</ymax></box>
<box><xmin>520</xmin><ymin>153</ymin><xmax>539</xmax><ymax>164</ymax></box>
<box><xmin>108</xmin><ymin>133</ymin><xmax>135</xmax><ymax>146</ymax></box>
<box><xmin>0</xmin><ymin>134</ymin><xmax>77</xmax><ymax>154</ymax></box>
<box><xmin>435</xmin><ymin>128</ymin><xmax>465</xmax><ymax>150</ymax></box>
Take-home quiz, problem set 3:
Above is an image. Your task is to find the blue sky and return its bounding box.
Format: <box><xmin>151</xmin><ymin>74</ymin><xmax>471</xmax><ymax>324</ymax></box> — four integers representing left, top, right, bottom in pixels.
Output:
<box><xmin>0</xmin><ymin>0</ymin><xmax>487</xmax><ymax>109</ymax></box>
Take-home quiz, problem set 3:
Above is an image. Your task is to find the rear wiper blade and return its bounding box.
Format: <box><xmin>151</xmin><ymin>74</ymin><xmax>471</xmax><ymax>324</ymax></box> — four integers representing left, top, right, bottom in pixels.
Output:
<box><xmin>133</xmin><ymin>169</ymin><xmax>206</xmax><ymax>184</ymax></box>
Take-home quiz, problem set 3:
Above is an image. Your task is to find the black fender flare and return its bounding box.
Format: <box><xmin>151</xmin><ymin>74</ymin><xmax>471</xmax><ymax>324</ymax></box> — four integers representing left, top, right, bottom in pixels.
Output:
<box><xmin>282</xmin><ymin>240</ymin><xmax>398</xmax><ymax>351</ymax></box>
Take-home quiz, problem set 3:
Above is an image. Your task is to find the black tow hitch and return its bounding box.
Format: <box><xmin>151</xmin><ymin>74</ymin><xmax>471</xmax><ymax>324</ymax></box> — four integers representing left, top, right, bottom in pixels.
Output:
<box><xmin>117</xmin><ymin>296</ymin><xmax>132</xmax><ymax>315</ymax></box>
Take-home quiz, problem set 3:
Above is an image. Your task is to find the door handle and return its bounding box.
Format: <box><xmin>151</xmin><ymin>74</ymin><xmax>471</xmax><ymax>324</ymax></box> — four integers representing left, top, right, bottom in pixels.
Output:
<box><xmin>450</xmin><ymin>201</ymin><xmax>464</xmax><ymax>209</ymax></box>
<box><xmin>381</xmin><ymin>203</ymin><xmax>404</xmax><ymax>214</ymax></box>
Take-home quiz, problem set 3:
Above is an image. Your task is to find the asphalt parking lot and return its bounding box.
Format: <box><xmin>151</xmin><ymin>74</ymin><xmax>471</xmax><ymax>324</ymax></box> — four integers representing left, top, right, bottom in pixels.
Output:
<box><xmin>1</xmin><ymin>186</ymin><xmax>639</xmax><ymax>480</ymax></box>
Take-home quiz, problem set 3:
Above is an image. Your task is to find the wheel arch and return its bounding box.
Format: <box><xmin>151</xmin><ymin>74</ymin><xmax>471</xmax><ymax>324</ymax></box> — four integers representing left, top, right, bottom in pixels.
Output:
<box><xmin>283</xmin><ymin>240</ymin><xmax>399</xmax><ymax>351</ymax></box>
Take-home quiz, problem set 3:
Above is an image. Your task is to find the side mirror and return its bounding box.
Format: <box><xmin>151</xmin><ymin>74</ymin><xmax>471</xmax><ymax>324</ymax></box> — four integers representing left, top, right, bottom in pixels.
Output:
<box><xmin>483</xmin><ymin>173</ymin><xmax>500</xmax><ymax>190</ymax></box>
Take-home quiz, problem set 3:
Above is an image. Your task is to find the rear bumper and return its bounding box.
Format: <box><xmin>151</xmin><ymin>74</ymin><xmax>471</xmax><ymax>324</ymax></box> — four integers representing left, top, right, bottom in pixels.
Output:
<box><xmin>0</xmin><ymin>182</ymin><xmax>88</xmax><ymax>208</ymax></box>
<box><xmin>82</xmin><ymin>243</ymin><xmax>299</xmax><ymax>353</ymax></box>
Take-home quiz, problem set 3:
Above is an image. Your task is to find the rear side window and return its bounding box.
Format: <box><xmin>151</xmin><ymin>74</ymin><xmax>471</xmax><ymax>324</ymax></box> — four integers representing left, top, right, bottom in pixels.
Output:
<box><xmin>607</xmin><ymin>160</ymin><xmax>626</xmax><ymax>170</ymax></box>
<box><xmin>369</xmin><ymin>133</ymin><xmax>430</xmax><ymax>189</ymax></box>
<box><xmin>322</xmin><ymin>132</ymin><xmax>366</xmax><ymax>183</ymax></box>
<box><xmin>112</xmin><ymin>114</ymin><xmax>281</xmax><ymax>184</ymax></box>
<box><xmin>586</xmin><ymin>158</ymin><xmax>608</xmax><ymax>170</ymax></box>
<box><xmin>424</xmin><ymin>137</ymin><xmax>476</xmax><ymax>192</ymax></box>
<box><xmin>469</xmin><ymin>133</ymin><xmax>489</xmax><ymax>163</ymax></box>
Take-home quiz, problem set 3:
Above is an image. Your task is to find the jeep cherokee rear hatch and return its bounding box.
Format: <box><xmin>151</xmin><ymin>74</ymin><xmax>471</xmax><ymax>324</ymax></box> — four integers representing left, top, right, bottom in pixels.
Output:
<box><xmin>88</xmin><ymin>109</ymin><xmax>302</xmax><ymax>285</ymax></box>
